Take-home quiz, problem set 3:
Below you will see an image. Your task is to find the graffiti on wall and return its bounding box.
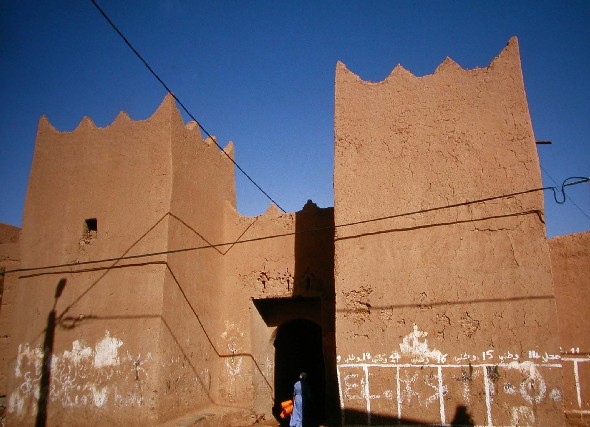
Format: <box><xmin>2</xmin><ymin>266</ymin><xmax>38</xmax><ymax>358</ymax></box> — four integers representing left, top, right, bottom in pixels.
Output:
<box><xmin>221</xmin><ymin>321</ymin><xmax>244</xmax><ymax>377</ymax></box>
<box><xmin>219</xmin><ymin>321</ymin><xmax>246</xmax><ymax>403</ymax></box>
<box><xmin>562</xmin><ymin>352</ymin><xmax>590</xmax><ymax>418</ymax></box>
<box><xmin>337</xmin><ymin>325</ymin><xmax>568</xmax><ymax>426</ymax></box>
<box><xmin>8</xmin><ymin>330</ymin><xmax>152</xmax><ymax>417</ymax></box>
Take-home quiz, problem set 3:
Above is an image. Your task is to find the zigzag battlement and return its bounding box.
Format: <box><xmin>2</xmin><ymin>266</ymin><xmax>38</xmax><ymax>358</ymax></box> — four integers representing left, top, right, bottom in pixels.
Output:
<box><xmin>334</xmin><ymin>36</ymin><xmax>539</xmax><ymax>223</ymax></box>
<box><xmin>337</xmin><ymin>36</ymin><xmax>521</xmax><ymax>85</ymax></box>
<box><xmin>35</xmin><ymin>94</ymin><xmax>233</xmax><ymax>156</ymax></box>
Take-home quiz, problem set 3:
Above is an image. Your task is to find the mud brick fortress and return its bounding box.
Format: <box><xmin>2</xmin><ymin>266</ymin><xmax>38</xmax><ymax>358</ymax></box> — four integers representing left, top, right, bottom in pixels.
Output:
<box><xmin>0</xmin><ymin>38</ymin><xmax>588</xmax><ymax>426</ymax></box>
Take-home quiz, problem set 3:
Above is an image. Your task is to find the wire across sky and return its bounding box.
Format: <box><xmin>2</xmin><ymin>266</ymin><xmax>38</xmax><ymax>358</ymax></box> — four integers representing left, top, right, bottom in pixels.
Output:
<box><xmin>0</xmin><ymin>1</ymin><xmax>588</xmax><ymax>236</ymax></box>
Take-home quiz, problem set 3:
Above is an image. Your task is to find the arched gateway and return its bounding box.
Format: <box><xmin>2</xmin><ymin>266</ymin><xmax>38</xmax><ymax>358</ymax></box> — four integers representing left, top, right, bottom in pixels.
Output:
<box><xmin>274</xmin><ymin>319</ymin><xmax>325</xmax><ymax>426</ymax></box>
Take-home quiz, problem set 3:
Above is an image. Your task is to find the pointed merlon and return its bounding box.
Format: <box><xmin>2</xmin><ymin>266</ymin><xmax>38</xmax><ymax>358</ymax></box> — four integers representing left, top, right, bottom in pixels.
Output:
<box><xmin>35</xmin><ymin>95</ymin><xmax>190</xmax><ymax>136</ymax></box>
<box><xmin>159</xmin><ymin>92</ymin><xmax>176</xmax><ymax>110</ymax></box>
<box><xmin>262</xmin><ymin>204</ymin><xmax>283</xmax><ymax>218</ymax></box>
<box><xmin>434</xmin><ymin>57</ymin><xmax>464</xmax><ymax>75</ymax></box>
<box><xmin>74</xmin><ymin>116</ymin><xmax>97</xmax><ymax>132</ymax></box>
<box><xmin>113</xmin><ymin>111</ymin><xmax>132</xmax><ymax>126</ymax></box>
<box><xmin>389</xmin><ymin>64</ymin><xmax>415</xmax><ymax>79</ymax></box>
<box><xmin>337</xmin><ymin>38</ymin><xmax>520</xmax><ymax>84</ymax></box>
<box><xmin>204</xmin><ymin>135</ymin><xmax>217</xmax><ymax>148</ymax></box>
<box><xmin>488</xmin><ymin>36</ymin><xmax>521</xmax><ymax>73</ymax></box>
<box><xmin>149</xmin><ymin>93</ymin><xmax>183</xmax><ymax>126</ymax></box>
<box><xmin>37</xmin><ymin>115</ymin><xmax>58</xmax><ymax>133</ymax></box>
<box><xmin>185</xmin><ymin>120</ymin><xmax>204</xmax><ymax>142</ymax></box>
<box><xmin>339</xmin><ymin>60</ymin><xmax>416</xmax><ymax>85</ymax></box>
<box><xmin>223</xmin><ymin>141</ymin><xmax>235</xmax><ymax>161</ymax></box>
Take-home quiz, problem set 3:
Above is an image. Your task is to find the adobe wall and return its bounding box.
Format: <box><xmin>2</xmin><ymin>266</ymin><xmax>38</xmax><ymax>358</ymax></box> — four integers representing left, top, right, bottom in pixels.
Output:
<box><xmin>4</xmin><ymin>99</ymin><xmax>177</xmax><ymax>425</ymax></box>
<box><xmin>334</xmin><ymin>38</ymin><xmax>565</xmax><ymax>426</ymax></box>
<box><xmin>220</xmin><ymin>200</ymin><xmax>336</xmax><ymax>423</ymax></box>
<box><xmin>2</xmin><ymin>94</ymin><xmax>337</xmax><ymax>426</ymax></box>
<box><xmin>155</xmin><ymin>97</ymin><xmax>238</xmax><ymax>420</ymax></box>
<box><xmin>550</xmin><ymin>232</ymin><xmax>590</xmax><ymax>426</ymax></box>
<box><xmin>0</xmin><ymin>224</ymin><xmax>20</xmax><ymax>407</ymax></box>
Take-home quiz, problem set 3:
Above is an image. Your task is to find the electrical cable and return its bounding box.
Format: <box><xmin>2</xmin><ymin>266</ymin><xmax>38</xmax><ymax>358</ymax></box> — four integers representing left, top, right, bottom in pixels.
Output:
<box><xmin>2</xmin><ymin>177</ymin><xmax>588</xmax><ymax>277</ymax></box>
<box><xmin>541</xmin><ymin>166</ymin><xmax>590</xmax><ymax>221</ymax></box>
<box><xmin>552</xmin><ymin>176</ymin><xmax>590</xmax><ymax>205</ymax></box>
<box><xmin>89</xmin><ymin>0</ymin><xmax>286</xmax><ymax>213</ymax></box>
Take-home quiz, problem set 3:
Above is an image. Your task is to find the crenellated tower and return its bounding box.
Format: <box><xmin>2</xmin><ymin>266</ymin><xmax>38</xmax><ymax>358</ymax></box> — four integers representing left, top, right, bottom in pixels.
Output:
<box><xmin>3</xmin><ymin>37</ymin><xmax>574</xmax><ymax>427</ymax></box>
<box><xmin>5</xmin><ymin>94</ymin><xmax>336</xmax><ymax>426</ymax></box>
<box><xmin>7</xmin><ymin>95</ymin><xmax>239</xmax><ymax>425</ymax></box>
<box><xmin>334</xmin><ymin>37</ymin><xmax>565</xmax><ymax>426</ymax></box>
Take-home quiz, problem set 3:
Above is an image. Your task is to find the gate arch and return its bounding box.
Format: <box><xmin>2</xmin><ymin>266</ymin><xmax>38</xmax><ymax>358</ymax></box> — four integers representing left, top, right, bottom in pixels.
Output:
<box><xmin>274</xmin><ymin>319</ymin><xmax>325</xmax><ymax>426</ymax></box>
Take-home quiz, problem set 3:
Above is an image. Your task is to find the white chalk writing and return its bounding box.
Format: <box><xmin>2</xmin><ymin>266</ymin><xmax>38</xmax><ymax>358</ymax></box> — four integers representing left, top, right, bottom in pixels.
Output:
<box><xmin>8</xmin><ymin>331</ymin><xmax>152</xmax><ymax>418</ymax></box>
<box><xmin>336</xmin><ymin>325</ymin><xmax>576</xmax><ymax>426</ymax></box>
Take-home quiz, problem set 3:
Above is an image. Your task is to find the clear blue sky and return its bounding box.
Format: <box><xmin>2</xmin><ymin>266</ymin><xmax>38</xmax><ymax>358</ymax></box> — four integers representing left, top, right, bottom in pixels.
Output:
<box><xmin>0</xmin><ymin>1</ymin><xmax>588</xmax><ymax>238</ymax></box>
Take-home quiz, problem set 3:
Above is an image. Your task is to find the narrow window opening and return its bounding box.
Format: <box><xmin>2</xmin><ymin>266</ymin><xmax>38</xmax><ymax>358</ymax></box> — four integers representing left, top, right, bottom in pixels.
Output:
<box><xmin>83</xmin><ymin>218</ymin><xmax>97</xmax><ymax>240</ymax></box>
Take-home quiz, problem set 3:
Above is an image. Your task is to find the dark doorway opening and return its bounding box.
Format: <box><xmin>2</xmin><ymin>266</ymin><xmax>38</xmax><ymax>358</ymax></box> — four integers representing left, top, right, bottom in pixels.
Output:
<box><xmin>274</xmin><ymin>319</ymin><xmax>325</xmax><ymax>426</ymax></box>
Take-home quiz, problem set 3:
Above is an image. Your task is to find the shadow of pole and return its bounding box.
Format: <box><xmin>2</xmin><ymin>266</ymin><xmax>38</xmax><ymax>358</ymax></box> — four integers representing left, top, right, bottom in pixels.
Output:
<box><xmin>341</xmin><ymin>404</ymin><xmax>475</xmax><ymax>426</ymax></box>
<box><xmin>451</xmin><ymin>404</ymin><xmax>475</xmax><ymax>426</ymax></box>
<box><xmin>35</xmin><ymin>278</ymin><xmax>66</xmax><ymax>427</ymax></box>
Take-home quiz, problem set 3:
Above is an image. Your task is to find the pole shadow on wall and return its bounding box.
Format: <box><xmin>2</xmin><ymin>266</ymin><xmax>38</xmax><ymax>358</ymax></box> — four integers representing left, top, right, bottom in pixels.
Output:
<box><xmin>342</xmin><ymin>405</ymin><xmax>474</xmax><ymax>426</ymax></box>
<box><xmin>35</xmin><ymin>278</ymin><xmax>66</xmax><ymax>427</ymax></box>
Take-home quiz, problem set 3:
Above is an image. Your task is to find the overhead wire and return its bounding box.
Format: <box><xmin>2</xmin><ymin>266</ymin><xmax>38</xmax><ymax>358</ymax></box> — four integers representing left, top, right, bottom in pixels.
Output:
<box><xmin>89</xmin><ymin>0</ymin><xmax>286</xmax><ymax>213</ymax></box>
<box><xmin>541</xmin><ymin>166</ymin><xmax>590</xmax><ymax>221</ymax></box>
<box><xmin>86</xmin><ymin>2</ymin><xmax>590</xmax><ymax>227</ymax></box>
<box><xmin>6</xmin><ymin>2</ymin><xmax>589</xmax><ymax>277</ymax></box>
<box><xmin>2</xmin><ymin>177</ymin><xmax>588</xmax><ymax>278</ymax></box>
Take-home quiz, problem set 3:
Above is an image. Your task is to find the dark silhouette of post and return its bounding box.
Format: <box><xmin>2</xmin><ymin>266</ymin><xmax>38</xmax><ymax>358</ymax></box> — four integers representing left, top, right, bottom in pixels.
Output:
<box><xmin>451</xmin><ymin>405</ymin><xmax>475</xmax><ymax>426</ymax></box>
<box><xmin>35</xmin><ymin>278</ymin><xmax>66</xmax><ymax>427</ymax></box>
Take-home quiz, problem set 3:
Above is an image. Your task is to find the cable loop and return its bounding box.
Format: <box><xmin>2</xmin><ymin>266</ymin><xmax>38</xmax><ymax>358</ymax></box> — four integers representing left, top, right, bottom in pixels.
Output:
<box><xmin>552</xmin><ymin>177</ymin><xmax>589</xmax><ymax>205</ymax></box>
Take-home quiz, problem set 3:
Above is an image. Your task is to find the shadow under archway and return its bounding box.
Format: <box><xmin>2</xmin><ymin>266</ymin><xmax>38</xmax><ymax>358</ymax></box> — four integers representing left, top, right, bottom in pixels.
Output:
<box><xmin>274</xmin><ymin>319</ymin><xmax>325</xmax><ymax>426</ymax></box>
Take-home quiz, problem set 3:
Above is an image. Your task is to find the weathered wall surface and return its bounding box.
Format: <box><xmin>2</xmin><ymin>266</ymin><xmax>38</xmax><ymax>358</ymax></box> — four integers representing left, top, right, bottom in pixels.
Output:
<box><xmin>221</xmin><ymin>200</ymin><xmax>336</xmax><ymax>424</ymax></box>
<box><xmin>0</xmin><ymin>223</ymin><xmax>21</xmax><ymax>416</ymax></box>
<box><xmin>155</xmin><ymin>96</ymin><xmax>238</xmax><ymax>421</ymax></box>
<box><xmin>5</xmin><ymin>36</ymin><xmax>584</xmax><ymax>427</ymax></box>
<box><xmin>2</xmin><ymin>94</ymin><xmax>337</xmax><ymax>426</ymax></box>
<box><xmin>334</xmin><ymin>37</ymin><xmax>565</xmax><ymax>426</ymax></box>
<box><xmin>0</xmin><ymin>224</ymin><xmax>20</xmax><ymax>259</ymax></box>
<box><xmin>223</xmin><ymin>205</ymin><xmax>299</xmax><ymax>418</ymax></box>
<box><xmin>4</xmin><ymin>98</ymin><xmax>177</xmax><ymax>425</ymax></box>
<box><xmin>550</xmin><ymin>232</ymin><xmax>590</xmax><ymax>426</ymax></box>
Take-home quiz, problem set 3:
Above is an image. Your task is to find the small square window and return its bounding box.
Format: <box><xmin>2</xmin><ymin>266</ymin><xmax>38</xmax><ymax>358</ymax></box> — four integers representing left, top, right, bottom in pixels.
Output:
<box><xmin>83</xmin><ymin>218</ymin><xmax>97</xmax><ymax>240</ymax></box>
<box><xmin>85</xmin><ymin>218</ymin><xmax>97</xmax><ymax>232</ymax></box>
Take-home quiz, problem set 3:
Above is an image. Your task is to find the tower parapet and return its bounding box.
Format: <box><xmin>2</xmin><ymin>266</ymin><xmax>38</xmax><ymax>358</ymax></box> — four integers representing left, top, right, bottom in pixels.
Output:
<box><xmin>6</xmin><ymin>95</ymin><xmax>238</xmax><ymax>425</ymax></box>
<box><xmin>334</xmin><ymin>38</ymin><xmax>564</xmax><ymax>426</ymax></box>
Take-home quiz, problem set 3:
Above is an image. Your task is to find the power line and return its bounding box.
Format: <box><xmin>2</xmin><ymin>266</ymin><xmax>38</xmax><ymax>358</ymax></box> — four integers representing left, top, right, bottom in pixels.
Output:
<box><xmin>89</xmin><ymin>0</ymin><xmax>286</xmax><ymax>213</ymax></box>
<box><xmin>541</xmin><ymin>166</ymin><xmax>590</xmax><ymax>222</ymax></box>
<box><xmin>2</xmin><ymin>177</ymin><xmax>588</xmax><ymax>277</ymax></box>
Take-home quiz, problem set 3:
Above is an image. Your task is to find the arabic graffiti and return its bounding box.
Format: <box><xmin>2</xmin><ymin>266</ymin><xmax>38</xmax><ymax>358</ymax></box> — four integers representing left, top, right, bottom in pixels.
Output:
<box><xmin>337</xmin><ymin>347</ymin><xmax>562</xmax><ymax>367</ymax></box>
<box><xmin>336</xmin><ymin>325</ymin><xmax>572</xmax><ymax>426</ymax></box>
<box><xmin>8</xmin><ymin>331</ymin><xmax>152</xmax><ymax>418</ymax></box>
<box><xmin>561</xmin><ymin>354</ymin><xmax>590</xmax><ymax>417</ymax></box>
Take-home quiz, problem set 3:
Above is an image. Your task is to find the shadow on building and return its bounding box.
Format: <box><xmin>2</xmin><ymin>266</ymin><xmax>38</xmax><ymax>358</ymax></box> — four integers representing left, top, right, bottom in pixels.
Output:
<box><xmin>254</xmin><ymin>200</ymin><xmax>336</xmax><ymax>427</ymax></box>
<box><xmin>35</xmin><ymin>278</ymin><xmax>66</xmax><ymax>427</ymax></box>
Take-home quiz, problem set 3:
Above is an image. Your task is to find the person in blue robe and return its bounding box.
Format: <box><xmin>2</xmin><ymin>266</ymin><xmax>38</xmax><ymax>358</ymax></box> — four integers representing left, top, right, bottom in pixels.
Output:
<box><xmin>290</xmin><ymin>372</ymin><xmax>310</xmax><ymax>427</ymax></box>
